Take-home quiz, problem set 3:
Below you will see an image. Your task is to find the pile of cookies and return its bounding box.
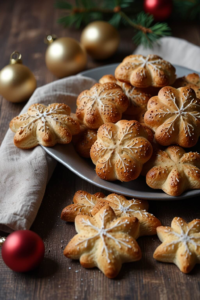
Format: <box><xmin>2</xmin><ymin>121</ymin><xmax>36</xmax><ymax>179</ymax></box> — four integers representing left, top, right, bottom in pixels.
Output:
<box><xmin>8</xmin><ymin>54</ymin><xmax>200</xmax><ymax>278</ymax></box>
<box><xmin>61</xmin><ymin>190</ymin><xmax>200</xmax><ymax>278</ymax></box>
<box><xmin>9</xmin><ymin>54</ymin><xmax>200</xmax><ymax>196</ymax></box>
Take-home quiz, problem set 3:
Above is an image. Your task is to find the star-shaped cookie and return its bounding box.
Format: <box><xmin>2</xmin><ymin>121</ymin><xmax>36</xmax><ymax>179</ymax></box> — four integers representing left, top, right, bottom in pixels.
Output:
<box><xmin>115</xmin><ymin>54</ymin><xmax>176</xmax><ymax>88</ymax></box>
<box><xmin>64</xmin><ymin>205</ymin><xmax>142</xmax><ymax>278</ymax></box>
<box><xmin>61</xmin><ymin>190</ymin><xmax>105</xmax><ymax>222</ymax></box>
<box><xmin>143</xmin><ymin>146</ymin><xmax>200</xmax><ymax>196</ymax></box>
<box><xmin>144</xmin><ymin>86</ymin><xmax>200</xmax><ymax>148</ymax></box>
<box><xmin>10</xmin><ymin>103</ymin><xmax>80</xmax><ymax>149</ymax></box>
<box><xmin>90</xmin><ymin>120</ymin><xmax>153</xmax><ymax>182</ymax></box>
<box><xmin>92</xmin><ymin>193</ymin><xmax>161</xmax><ymax>236</ymax></box>
<box><xmin>154</xmin><ymin>217</ymin><xmax>200</xmax><ymax>273</ymax></box>
<box><xmin>76</xmin><ymin>82</ymin><xmax>129</xmax><ymax>129</ymax></box>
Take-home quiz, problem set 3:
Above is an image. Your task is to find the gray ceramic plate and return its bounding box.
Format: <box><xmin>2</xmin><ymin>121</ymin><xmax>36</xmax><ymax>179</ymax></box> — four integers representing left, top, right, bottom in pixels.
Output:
<box><xmin>43</xmin><ymin>63</ymin><xmax>200</xmax><ymax>200</ymax></box>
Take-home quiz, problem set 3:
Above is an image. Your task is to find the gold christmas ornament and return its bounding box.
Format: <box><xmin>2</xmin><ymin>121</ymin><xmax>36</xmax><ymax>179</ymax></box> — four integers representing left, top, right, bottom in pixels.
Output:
<box><xmin>45</xmin><ymin>35</ymin><xmax>87</xmax><ymax>78</ymax></box>
<box><xmin>81</xmin><ymin>21</ymin><xmax>120</xmax><ymax>60</ymax></box>
<box><xmin>0</xmin><ymin>52</ymin><xmax>36</xmax><ymax>103</ymax></box>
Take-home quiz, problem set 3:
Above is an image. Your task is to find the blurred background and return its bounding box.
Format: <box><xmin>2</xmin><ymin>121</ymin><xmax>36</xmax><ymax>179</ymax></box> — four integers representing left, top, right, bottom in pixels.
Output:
<box><xmin>0</xmin><ymin>0</ymin><xmax>200</xmax><ymax>86</ymax></box>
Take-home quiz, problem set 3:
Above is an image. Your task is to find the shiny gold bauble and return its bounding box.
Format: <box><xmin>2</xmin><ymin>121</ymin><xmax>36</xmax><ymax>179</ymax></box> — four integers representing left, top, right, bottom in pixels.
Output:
<box><xmin>45</xmin><ymin>35</ymin><xmax>87</xmax><ymax>78</ymax></box>
<box><xmin>81</xmin><ymin>21</ymin><xmax>120</xmax><ymax>60</ymax></box>
<box><xmin>0</xmin><ymin>52</ymin><xmax>36</xmax><ymax>103</ymax></box>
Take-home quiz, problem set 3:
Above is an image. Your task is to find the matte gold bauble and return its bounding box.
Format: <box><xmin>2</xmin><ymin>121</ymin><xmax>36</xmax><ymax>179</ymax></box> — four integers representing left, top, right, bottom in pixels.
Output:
<box><xmin>45</xmin><ymin>35</ymin><xmax>87</xmax><ymax>78</ymax></box>
<box><xmin>81</xmin><ymin>21</ymin><xmax>120</xmax><ymax>60</ymax></box>
<box><xmin>0</xmin><ymin>52</ymin><xmax>37</xmax><ymax>103</ymax></box>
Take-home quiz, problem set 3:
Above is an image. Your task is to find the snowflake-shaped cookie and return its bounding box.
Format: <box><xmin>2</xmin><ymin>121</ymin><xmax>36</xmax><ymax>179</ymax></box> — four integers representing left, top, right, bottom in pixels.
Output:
<box><xmin>144</xmin><ymin>86</ymin><xmax>200</xmax><ymax>147</ymax></box>
<box><xmin>64</xmin><ymin>205</ymin><xmax>142</xmax><ymax>278</ymax></box>
<box><xmin>143</xmin><ymin>146</ymin><xmax>200</xmax><ymax>196</ymax></box>
<box><xmin>10</xmin><ymin>103</ymin><xmax>80</xmax><ymax>149</ymax></box>
<box><xmin>154</xmin><ymin>217</ymin><xmax>200</xmax><ymax>273</ymax></box>
<box><xmin>61</xmin><ymin>190</ymin><xmax>105</xmax><ymax>222</ymax></box>
<box><xmin>99</xmin><ymin>74</ymin><xmax>151</xmax><ymax>122</ymax></box>
<box><xmin>92</xmin><ymin>193</ymin><xmax>161</xmax><ymax>236</ymax></box>
<box><xmin>115</xmin><ymin>54</ymin><xmax>176</xmax><ymax>88</ymax></box>
<box><xmin>174</xmin><ymin>72</ymin><xmax>200</xmax><ymax>99</ymax></box>
<box><xmin>90</xmin><ymin>120</ymin><xmax>153</xmax><ymax>182</ymax></box>
<box><xmin>76</xmin><ymin>82</ymin><xmax>129</xmax><ymax>129</ymax></box>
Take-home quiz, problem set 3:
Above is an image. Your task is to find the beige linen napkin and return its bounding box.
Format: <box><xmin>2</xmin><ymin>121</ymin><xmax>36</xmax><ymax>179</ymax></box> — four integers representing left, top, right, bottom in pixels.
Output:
<box><xmin>134</xmin><ymin>37</ymin><xmax>200</xmax><ymax>72</ymax></box>
<box><xmin>0</xmin><ymin>75</ymin><xmax>96</xmax><ymax>232</ymax></box>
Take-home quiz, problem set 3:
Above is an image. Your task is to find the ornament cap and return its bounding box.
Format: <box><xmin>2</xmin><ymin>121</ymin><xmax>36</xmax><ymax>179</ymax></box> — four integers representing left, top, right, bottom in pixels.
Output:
<box><xmin>44</xmin><ymin>34</ymin><xmax>57</xmax><ymax>45</ymax></box>
<box><xmin>0</xmin><ymin>237</ymin><xmax>6</xmax><ymax>246</ymax></box>
<box><xmin>10</xmin><ymin>51</ymin><xmax>23</xmax><ymax>65</ymax></box>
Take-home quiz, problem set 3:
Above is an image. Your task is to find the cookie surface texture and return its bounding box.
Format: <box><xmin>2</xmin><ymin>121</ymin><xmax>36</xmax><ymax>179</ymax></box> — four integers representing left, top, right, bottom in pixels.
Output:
<box><xmin>144</xmin><ymin>86</ymin><xmax>200</xmax><ymax>148</ymax></box>
<box><xmin>143</xmin><ymin>146</ymin><xmax>200</xmax><ymax>196</ymax></box>
<box><xmin>64</xmin><ymin>205</ymin><xmax>142</xmax><ymax>278</ymax></box>
<box><xmin>99</xmin><ymin>75</ymin><xmax>152</xmax><ymax>122</ymax></box>
<box><xmin>90</xmin><ymin>120</ymin><xmax>153</xmax><ymax>181</ymax></box>
<box><xmin>10</xmin><ymin>103</ymin><xmax>80</xmax><ymax>149</ymax></box>
<box><xmin>92</xmin><ymin>193</ymin><xmax>161</xmax><ymax>236</ymax></box>
<box><xmin>174</xmin><ymin>73</ymin><xmax>200</xmax><ymax>99</ymax></box>
<box><xmin>115</xmin><ymin>55</ymin><xmax>176</xmax><ymax>88</ymax></box>
<box><xmin>61</xmin><ymin>190</ymin><xmax>105</xmax><ymax>222</ymax></box>
<box><xmin>76</xmin><ymin>82</ymin><xmax>129</xmax><ymax>129</ymax></box>
<box><xmin>154</xmin><ymin>217</ymin><xmax>200</xmax><ymax>273</ymax></box>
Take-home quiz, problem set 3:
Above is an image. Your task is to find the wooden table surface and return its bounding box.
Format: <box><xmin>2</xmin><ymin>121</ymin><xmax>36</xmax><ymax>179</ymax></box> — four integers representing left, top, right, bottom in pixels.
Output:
<box><xmin>1</xmin><ymin>1</ymin><xmax>200</xmax><ymax>299</ymax></box>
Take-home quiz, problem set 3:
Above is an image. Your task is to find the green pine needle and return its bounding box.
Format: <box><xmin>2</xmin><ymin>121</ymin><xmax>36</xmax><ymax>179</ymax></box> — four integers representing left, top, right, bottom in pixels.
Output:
<box><xmin>132</xmin><ymin>12</ymin><xmax>171</xmax><ymax>48</ymax></box>
<box><xmin>55</xmin><ymin>0</ymin><xmax>171</xmax><ymax>48</ymax></box>
<box><xmin>109</xmin><ymin>13</ymin><xmax>122</xmax><ymax>27</ymax></box>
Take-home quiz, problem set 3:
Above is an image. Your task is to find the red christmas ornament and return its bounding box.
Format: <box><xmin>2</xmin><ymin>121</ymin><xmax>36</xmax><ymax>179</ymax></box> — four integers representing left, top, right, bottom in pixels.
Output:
<box><xmin>144</xmin><ymin>0</ymin><xmax>173</xmax><ymax>21</ymax></box>
<box><xmin>1</xmin><ymin>230</ymin><xmax>45</xmax><ymax>272</ymax></box>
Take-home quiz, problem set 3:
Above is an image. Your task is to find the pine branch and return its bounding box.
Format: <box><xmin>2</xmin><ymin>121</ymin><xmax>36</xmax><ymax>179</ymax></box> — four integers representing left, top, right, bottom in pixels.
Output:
<box><xmin>55</xmin><ymin>0</ymin><xmax>171</xmax><ymax>48</ymax></box>
<box><xmin>132</xmin><ymin>13</ymin><xmax>171</xmax><ymax>48</ymax></box>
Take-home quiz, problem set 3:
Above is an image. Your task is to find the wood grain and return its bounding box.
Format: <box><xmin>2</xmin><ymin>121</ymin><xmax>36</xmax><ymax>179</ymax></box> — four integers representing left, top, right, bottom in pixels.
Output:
<box><xmin>0</xmin><ymin>0</ymin><xmax>200</xmax><ymax>299</ymax></box>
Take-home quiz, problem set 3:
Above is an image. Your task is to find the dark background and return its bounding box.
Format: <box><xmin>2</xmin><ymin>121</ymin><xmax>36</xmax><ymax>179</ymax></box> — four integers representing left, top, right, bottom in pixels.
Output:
<box><xmin>0</xmin><ymin>0</ymin><xmax>200</xmax><ymax>299</ymax></box>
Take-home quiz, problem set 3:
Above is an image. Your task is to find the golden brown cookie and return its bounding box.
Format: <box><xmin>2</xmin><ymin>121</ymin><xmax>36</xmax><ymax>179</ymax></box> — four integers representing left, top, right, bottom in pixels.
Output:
<box><xmin>144</xmin><ymin>86</ymin><xmax>200</xmax><ymax>148</ymax></box>
<box><xmin>72</xmin><ymin>125</ymin><xmax>97</xmax><ymax>158</ymax></box>
<box><xmin>76</xmin><ymin>82</ymin><xmax>129</xmax><ymax>129</ymax></box>
<box><xmin>70</xmin><ymin>113</ymin><xmax>97</xmax><ymax>158</ymax></box>
<box><xmin>143</xmin><ymin>146</ymin><xmax>200</xmax><ymax>196</ymax></box>
<box><xmin>141</xmin><ymin>123</ymin><xmax>154</xmax><ymax>144</ymax></box>
<box><xmin>9</xmin><ymin>103</ymin><xmax>80</xmax><ymax>149</ymax></box>
<box><xmin>154</xmin><ymin>217</ymin><xmax>200</xmax><ymax>273</ymax></box>
<box><xmin>90</xmin><ymin>120</ymin><xmax>153</xmax><ymax>182</ymax></box>
<box><xmin>64</xmin><ymin>205</ymin><xmax>142</xmax><ymax>278</ymax></box>
<box><xmin>174</xmin><ymin>73</ymin><xmax>200</xmax><ymax>99</ymax></box>
<box><xmin>115</xmin><ymin>54</ymin><xmax>176</xmax><ymax>88</ymax></box>
<box><xmin>99</xmin><ymin>74</ymin><xmax>117</xmax><ymax>84</ymax></box>
<box><xmin>92</xmin><ymin>193</ymin><xmax>161</xmax><ymax>236</ymax></box>
<box><xmin>99</xmin><ymin>74</ymin><xmax>151</xmax><ymax>122</ymax></box>
<box><xmin>99</xmin><ymin>74</ymin><xmax>160</xmax><ymax>97</ymax></box>
<box><xmin>61</xmin><ymin>190</ymin><xmax>105</xmax><ymax>222</ymax></box>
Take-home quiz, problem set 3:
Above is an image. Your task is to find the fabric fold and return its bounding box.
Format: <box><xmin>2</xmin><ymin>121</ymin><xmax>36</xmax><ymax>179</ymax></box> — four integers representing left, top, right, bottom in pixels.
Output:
<box><xmin>0</xmin><ymin>75</ymin><xmax>96</xmax><ymax>232</ymax></box>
